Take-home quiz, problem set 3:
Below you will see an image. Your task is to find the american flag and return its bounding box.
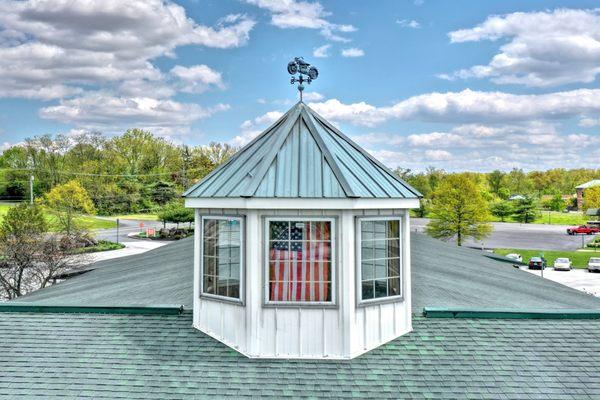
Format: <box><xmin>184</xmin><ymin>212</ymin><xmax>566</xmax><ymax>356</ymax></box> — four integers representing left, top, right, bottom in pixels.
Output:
<box><xmin>270</xmin><ymin>221</ymin><xmax>330</xmax><ymax>302</ymax></box>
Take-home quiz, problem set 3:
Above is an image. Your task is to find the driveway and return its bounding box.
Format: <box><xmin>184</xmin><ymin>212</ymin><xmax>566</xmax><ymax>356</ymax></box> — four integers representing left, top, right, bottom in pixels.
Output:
<box><xmin>94</xmin><ymin>218</ymin><xmax>182</xmax><ymax>243</ymax></box>
<box><xmin>411</xmin><ymin>218</ymin><xmax>596</xmax><ymax>251</ymax></box>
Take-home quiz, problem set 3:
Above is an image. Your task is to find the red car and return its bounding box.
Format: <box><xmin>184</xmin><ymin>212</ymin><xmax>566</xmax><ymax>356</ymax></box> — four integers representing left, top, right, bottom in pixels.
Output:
<box><xmin>566</xmin><ymin>225</ymin><xmax>600</xmax><ymax>235</ymax></box>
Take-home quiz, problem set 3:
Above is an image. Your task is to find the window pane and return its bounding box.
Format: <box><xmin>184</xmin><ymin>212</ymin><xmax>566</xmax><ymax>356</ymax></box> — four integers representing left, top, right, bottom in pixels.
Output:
<box><xmin>373</xmin><ymin>221</ymin><xmax>387</xmax><ymax>239</ymax></box>
<box><xmin>388</xmin><ymin>276</ymin><xmax>401</xmax><ymax>297</ymax></box>
<box><xmin>374</xmin><ymin>258</ymin><xmax>387</xmax><ymax>279</ymax></box>
<box><xmin>268</xmin><ymin>219</ymin><xmax>333</xmax><ymax>303</ymax></box>
<box><xmin>362</xmin><ymin>261</ymin><xmax>374</xmax><ymax>280</ymax></box>
<box><xmin>362</xmin><ymin>280</ymin><xmax>374</xmax><ymax>300</ymax></box>
<box><xmin>360</xmin><ymin>219</ymin><xmax>402</xmax><ymax>302</ymax></box>
<box><xmin>270</xmin><ymin>221</ymin><xmax>289</xmax><ymax>241</ymax></box>
<box><xmin>361</xmin><ymin>221</ymin><xmax>374</xmax><ymax>241</ymax></box>
<box><xmin>203</xmin><ymin>275</ymin><xmax>215</xmax><ymax>295</ymax></box>
<box><xmin>387</xmin><ymin>220</ymin><xmax>399</xmax><ymax>238</ymax></box>
<box><xmin>388</xmin><ymin>258</ymin><xmax>400</xmax><ymax>277</ymax></box>
<box><xmin>202</xmin><ymin>217</ymin><xmax>242</xmax><ymax>300</ymax></box>
<box><xmin>374</xmin><ymin>279</ymin><xmax>387</xmax><ymax>298</ymax></box>
<box><xmin>203</xmin><ymin>219</ymin><xmax>218</xmax><ymax>238</ymax></box>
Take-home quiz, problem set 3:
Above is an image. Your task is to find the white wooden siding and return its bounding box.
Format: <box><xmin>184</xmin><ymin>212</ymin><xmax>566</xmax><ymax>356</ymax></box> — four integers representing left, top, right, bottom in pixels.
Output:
<box><xmin>193</xmin><ymin>207</ymin><xmax>412</xmax><ymax>359</ymax></box>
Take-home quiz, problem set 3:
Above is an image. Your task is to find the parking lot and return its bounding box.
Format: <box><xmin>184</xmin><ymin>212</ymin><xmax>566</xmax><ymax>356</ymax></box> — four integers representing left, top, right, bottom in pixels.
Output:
<box><xmin>411</xmin><ymin>218</ymin><xmax>596</xmax><ymax>251</ymax></box>
<box><xmin>522</xmin><ymin>267</ymin><xmax>600</xmax><ymax>297</ymax></box>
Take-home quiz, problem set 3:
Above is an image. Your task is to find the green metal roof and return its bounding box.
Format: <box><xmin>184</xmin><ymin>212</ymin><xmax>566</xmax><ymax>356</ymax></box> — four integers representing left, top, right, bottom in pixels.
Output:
<box><xmin>16</xmin><ymin>233</ymin><xmax>600</xmax><ymax>311</ymax></box>
<box><xmin>1</xmin><ymin>310</ymin><xmax>600</xmax><ymax>399</ymax></box>
<box><xmin>183</xmin><ymin>102</ymin><xmax>420</xmax><ymax>199</ymax></box>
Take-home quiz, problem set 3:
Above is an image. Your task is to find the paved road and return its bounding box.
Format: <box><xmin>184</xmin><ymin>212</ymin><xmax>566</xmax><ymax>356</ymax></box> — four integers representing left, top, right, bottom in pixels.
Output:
<box><xmin>94</xmin><ymin>218</ymin><xmax>180</xmax><ymax>243</ymax></box>
<box><xmin>411</xmin><ymin>218</ymin><xmax>596</xmax><ymax>251</ymax></box>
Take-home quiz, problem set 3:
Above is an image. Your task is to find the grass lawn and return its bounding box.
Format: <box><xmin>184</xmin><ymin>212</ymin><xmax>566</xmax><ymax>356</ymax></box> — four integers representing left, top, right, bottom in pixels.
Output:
<box><xmin>112</xmin><ymin>213</ymin><xmax>159</xmax><ymax>221</ymax></box>
<box><xmin>0</xmin><ymin>202</ymin><xmax>116</xmax><ymax>230</ymax></box>
<box><xmin>494</xmin><ymin>248</ymin><xmax>600</xmax><ymax>269</ymax></box>
<box><xmin>490</xmin><ymin>211</ymin><xmax>588</xmax><ymax>225</ymax></box>
<box><xmin>71</xmin><ymin>240</ymin><xmax>125</xmax><ymax>254</ymax></box>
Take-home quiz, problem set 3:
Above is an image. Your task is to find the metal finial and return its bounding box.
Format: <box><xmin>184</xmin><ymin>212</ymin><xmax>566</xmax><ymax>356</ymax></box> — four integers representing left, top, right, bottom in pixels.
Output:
<box><xmin>287</xmin><ymin>57</ymin><xmax>318</xmax><ymax>102</ymax></box>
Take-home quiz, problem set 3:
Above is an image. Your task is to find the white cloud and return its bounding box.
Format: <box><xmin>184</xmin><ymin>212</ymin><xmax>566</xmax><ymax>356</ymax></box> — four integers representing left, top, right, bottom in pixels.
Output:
<box><xmin>443</xmin><ymin>8</ymin><xmax>600</xmax><ymax>87</ymax></box>
<box><xmin>407</xmin><ymin>132</ymin><xmax>464</xmax><ymax>147</ymax></box>
<box><xmin>309</xmin><ymin>88</ymin><xmax>600</xmax><ymax>126</ymax></box>
<box><xmin>579</xmin><ymin>117</ymin><xmax>600</xmax><ymax>127</ymax></box>
<box><xmin>313</xmin><ymin>44</ymin><xmax>331</xmax><ymax>58</ymax></box>
<box><xmin>425</xmin><ymin>149</ymin><xmax>453</xmax><ymax>161</ymax></box>
<box><xmin>308</xmin><ymin>98</ymin><xmax>385</xmax><ymax>127</ymax></box>
<box><xmin>301</xmin><ymin>92</ymin><xmax>325</xmax><ymax>101</ymax></box>
<box><xmin>39</xmin><ymin>92</ymin><xmax>229</xmax><ymax>136</ymax></box>
<box><xmin>170</xmin><ymin>65</ymin><xmax>224</xmax><ymax>94</ymax></box>
<box><xmin>341</xmin><ymin>47</ymin><xmax>365</xmax><ymax>57</ymax></box>
<box><xmin>245</xmin><ymin>0</ymin><xmax>355</xmax><ymax>42</ymax></box>
<box><xmin>0</xmin><ymin>0</ymin><xmax>255</xmax><ymax>100</ymax></box>
<box><xmin>396</xmin><ymin>19</ymin><xmax>421</xmax><ymax>29</ymax></box>
<box><xmin>232</xmin><ymin>110</ymin><xmax>285</xmax><ymax>146</ymax></box>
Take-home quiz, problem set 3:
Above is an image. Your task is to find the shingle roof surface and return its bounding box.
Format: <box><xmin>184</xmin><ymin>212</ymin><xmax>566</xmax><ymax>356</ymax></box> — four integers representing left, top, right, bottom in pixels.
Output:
<box><xmin>1</xmin><ymin>310</ymin><xmax>600</xmax><ymax>399</ymax></box>
<box><xmin>17</xmin><ymin>233</ymin><xmax>600</xmax><ymax>311</ymax></box>
<box><xmin>183</xmin><ymin>102</ymin><xmax>420</xmax><ymax>199</ymax></box>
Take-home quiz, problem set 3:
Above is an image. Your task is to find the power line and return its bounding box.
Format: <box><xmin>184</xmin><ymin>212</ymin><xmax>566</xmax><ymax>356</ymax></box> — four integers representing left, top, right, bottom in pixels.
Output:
<box><xmin>0</xmin><ymin>167</ymin><xmax>209</xmax><ymax>178</ymax></box>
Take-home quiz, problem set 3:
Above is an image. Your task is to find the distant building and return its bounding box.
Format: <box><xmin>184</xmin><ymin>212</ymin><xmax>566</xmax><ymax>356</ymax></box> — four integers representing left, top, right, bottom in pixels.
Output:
<box><xmin>576</xmin><ymin>180</ymin><xmax>600</xmax><ymax>210</ymax></box>
<box><xmin>508</xmin><ymin>194</ymin><xmax>526</xmax><ymax>201</ymax></box>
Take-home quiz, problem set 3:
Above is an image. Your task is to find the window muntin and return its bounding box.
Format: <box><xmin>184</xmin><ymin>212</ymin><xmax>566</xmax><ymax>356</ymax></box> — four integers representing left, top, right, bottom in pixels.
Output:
<box><xmin>359</xmin><ymin>218</ymin><xmax>402</xmax><ymax>302</ymax></box>
<box><xmin>266</xmin><ymin>219</ymin><xmax>334</xmax><ymax>303</ymax></box>
<box><xmin>201</xmin><ymin>216</ymin><xmax>243</xmax><ymax>301</ymax></box>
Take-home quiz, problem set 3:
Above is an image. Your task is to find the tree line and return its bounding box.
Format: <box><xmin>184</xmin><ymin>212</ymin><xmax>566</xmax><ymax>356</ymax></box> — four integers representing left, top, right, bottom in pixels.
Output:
<box><xmin>0</xmin><ymin>129</ymin><xmax>236</xmax><ymax>215</ymax></box>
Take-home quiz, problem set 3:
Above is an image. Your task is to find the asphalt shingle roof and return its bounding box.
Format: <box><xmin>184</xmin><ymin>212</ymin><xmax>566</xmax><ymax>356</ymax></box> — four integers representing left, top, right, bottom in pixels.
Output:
<box><xmin>1</xmin><ymin>310</ymin><xmax>600</xmax><ymax>399</ymax></box>
<box><xmin>17</xmin><ymin>233</ymin><xmax>600</xmax><ymax>311</ymax></box>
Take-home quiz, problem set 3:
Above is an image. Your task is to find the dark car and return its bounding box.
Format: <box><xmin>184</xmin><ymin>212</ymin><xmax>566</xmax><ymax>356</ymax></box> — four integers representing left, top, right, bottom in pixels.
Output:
<box><xmin>528</xmin><ymin>256</ymin><xmax>547</xmax><ymax>270</ymax></box>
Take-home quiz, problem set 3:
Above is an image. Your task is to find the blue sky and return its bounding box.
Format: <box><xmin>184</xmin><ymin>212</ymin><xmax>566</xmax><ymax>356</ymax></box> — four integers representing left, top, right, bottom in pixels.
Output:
<box><xmin>0</xmin><ymin>0</ymin><xmax>598</xmax><ymax>171</ymax></box>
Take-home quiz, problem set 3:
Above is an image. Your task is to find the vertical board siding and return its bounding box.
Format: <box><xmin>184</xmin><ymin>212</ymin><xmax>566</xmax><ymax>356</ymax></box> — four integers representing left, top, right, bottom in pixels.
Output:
<box><xmin>194</xmin><ymin>207</ymin><xmax>411</xmax><ymax>359</ymax></box>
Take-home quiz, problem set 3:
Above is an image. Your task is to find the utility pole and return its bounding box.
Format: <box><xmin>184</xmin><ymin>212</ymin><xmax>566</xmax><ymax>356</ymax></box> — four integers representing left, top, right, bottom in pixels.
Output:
<box><xmin>29</xmin><ymin>175</ymin><xmax>34</xmax><ymax>205</ymax></box>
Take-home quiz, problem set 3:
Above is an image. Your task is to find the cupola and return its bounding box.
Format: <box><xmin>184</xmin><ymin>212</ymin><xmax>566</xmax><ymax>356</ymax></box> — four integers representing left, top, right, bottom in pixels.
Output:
<box><xmin>184</xmin><ymin>79</ymin><xmax>420</xmax><ymax>360</ymax></box>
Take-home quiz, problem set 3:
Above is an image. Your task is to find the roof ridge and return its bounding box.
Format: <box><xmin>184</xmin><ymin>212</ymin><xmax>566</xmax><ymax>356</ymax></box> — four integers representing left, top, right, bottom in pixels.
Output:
<box><xmin>182</xmin><ymin>106</ymin><xmax>295</xmax><ymax>198</ymax></box>
<box><xmin>303</xmin><ymin>104</ymin><xmax>422</xmax><ymax>198</ymax></box>
<box><xmin>300</xmin><ymin>108</ymin><xmax>358</xmax><ymax>198</ymax></box>
<box><xmin>423</xmin><ymin>307</ymin><xmax>600</xmax><ymax>319</ymax></box>
<box><xmin>2</xmin><ymin>304</ymin><xmax>186</xmax><ymax>315</ymax></box>
<box><xmin>241</xmin><ymin>105</ymin><xmax>304</xmax><ymax>197</ymax></box>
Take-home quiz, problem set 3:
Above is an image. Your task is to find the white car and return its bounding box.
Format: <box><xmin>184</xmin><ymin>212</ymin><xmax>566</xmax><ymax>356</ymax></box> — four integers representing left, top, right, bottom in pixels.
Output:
<box><xmin>505</xmin><ymin>253</ymin><xmax>522</xmax><ymax>262</ymax></box>
<box><xmin>553</xmin><ymin>257</ymin><xmax>572</xmax><ymax>271</ymax></box>
<box><xmin>588</xmin><ymin>257</ymin><xmax>600</xmax><ymax>273</ymax></box>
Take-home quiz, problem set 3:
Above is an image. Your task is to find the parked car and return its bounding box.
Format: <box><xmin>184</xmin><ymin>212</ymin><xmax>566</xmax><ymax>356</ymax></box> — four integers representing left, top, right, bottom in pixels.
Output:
<box><xmin>505</xmin><ymin>253</ymin><xmax>523</xmax><ymax>262</ymax></box>
<box><xmin>566</xmin><ymin>225</ymin><xmax>600</xmax><ymax>235</ymax></box>
<box><xmin>528</xmin><ymin>256</ymin><xmax>547</xmax><ymax>270</ymax></box>
<box><xmin>553</xmin><ymin>257</ymin><xmax>572</xmax><ymax>271</ymax></box>
<box><xmin>588</xmin><ymin>257</ymin><xmax>600</xmax><ymax>273</ymax></box>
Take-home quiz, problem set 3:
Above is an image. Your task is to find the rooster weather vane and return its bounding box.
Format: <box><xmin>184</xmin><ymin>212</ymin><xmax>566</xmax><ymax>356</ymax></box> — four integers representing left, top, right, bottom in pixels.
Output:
<box><xmin>287</xmin><ymin>57</ymin><xmax>318</xmax><ymax>102</ymax></box>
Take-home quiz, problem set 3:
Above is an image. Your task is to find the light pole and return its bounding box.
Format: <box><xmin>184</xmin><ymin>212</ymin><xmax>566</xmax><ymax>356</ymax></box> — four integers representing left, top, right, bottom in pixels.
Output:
<box><xmin>29</xmin><ymin>175</ymin><xmax>34</xmax><ymax>205</ymax></box>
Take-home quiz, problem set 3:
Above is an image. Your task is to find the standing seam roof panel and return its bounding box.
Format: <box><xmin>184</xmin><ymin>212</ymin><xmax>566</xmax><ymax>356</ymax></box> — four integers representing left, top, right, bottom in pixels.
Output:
<box><xmin>184</xmin><ymin>102</ymin><xmax>420</xmax><ymax>199</ymax></box>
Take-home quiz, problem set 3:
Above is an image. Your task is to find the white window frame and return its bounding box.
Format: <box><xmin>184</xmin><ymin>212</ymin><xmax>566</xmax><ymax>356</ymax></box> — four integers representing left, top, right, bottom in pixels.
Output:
<box><xmin>263</xmin><ymin>216</ymin><xmax>336</xmax><ymax>307</ymax></box>
<box><xmin>356</xmin><ymin>216</ymin><xmax>403</xmax><ymax>305</ymax></box>
<box><xmin>200</xmin><ymin>215</ymin><xmax>245</xmax><ymax>304</ymax></box>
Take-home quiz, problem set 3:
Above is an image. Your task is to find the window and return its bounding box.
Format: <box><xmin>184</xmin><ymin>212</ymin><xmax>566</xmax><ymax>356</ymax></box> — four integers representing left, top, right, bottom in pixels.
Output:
<box><xmin>358</xmin><ymin>218</ymin><xmax>402</xmax><ymax>302</ymax></box>
<box><xmin>201</xmin><ymin>216</ymin><xmax>243</xmax><ymax>301</ymax></box>
<box><xmin>266</xmin><ymin>218</ymin><xmax>334</xmax><ymax>304</ymax></box>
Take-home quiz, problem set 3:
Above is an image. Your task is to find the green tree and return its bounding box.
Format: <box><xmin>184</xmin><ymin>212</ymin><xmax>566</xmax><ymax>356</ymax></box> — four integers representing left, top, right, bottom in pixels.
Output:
<box><xmin>147</xmin><ymin>181</ymin><xmax>177</xmax><ymax>206</ymax></box>
<box><xmin>546</xmin><ymin>194</ymin><xmax>566</xmax><ymax>212</ymax></box>
<box><xmin>490</xmin><ymin>201</ymin><xmax>513</xmax><ymax>222</ymax></box>
<box><xmin>44</xmin><ymin>180</ymin><xmax>96</xmax><ymax>234</ymax></box>
<box><xmin>583</xmin><ymin>186</ymin><xmax>600</xmax><ymax>211</ymax></box>
<box><xmin>426</xmin><ymin>175</ymin><xmax>492</xmax><ymax>246</ymax></box>
<box><xmin>512</xmin><ymin>196</ymin><xmax>539</xmax><ymax>224</ymax></box>
<box><xmin>0</xmin><ymin>204</ymin><xmax>47</xmax><ymax>299</ymax></box>
<box><xmin>157</xmin><ymin>201</ymin><xmax>194</xmax><ymax>228</ymax></box>
<box><xmin>487</xmin><ymin>170</ymin><xmax>505</xmax><ymax>195</ymax></box>
<box><xmin>497</xmin><ymin>187</ymin><xmax>511</xmax><ymax>200</ymax></box>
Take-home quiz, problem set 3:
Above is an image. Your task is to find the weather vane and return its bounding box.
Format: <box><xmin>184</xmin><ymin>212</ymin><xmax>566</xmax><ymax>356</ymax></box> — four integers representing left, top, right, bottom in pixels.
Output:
<box><xmin>287</xmin><ymin>57</ymin><xmax>318</xmax><ymax>102</ymax></box>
